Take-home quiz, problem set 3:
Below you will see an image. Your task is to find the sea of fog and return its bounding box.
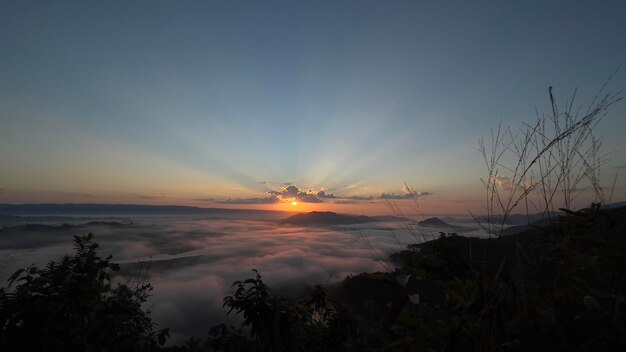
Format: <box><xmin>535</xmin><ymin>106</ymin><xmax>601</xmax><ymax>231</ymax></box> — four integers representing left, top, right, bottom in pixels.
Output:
<box><xmin>0</xmin><ymin>209</ymin><xmax>485</xmax><ymax>343</ymax></box>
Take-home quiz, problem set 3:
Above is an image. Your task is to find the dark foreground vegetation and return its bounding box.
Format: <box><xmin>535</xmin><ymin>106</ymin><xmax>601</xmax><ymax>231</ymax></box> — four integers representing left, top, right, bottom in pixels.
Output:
<box><xmin>1</xmin><ymin>204</ymin><xmax>625</xmax><ymax>351</ymax></box>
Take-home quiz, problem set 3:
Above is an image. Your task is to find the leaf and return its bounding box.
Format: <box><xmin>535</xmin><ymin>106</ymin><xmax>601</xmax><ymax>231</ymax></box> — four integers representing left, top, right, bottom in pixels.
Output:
<box><xmin>157</xmin><ymin>328</ymin><xmax>169</xmax><ymax>345</ymax></box>
<box><xmin>396</xmin><ymin>274</ymin><xmax>411</xmax><ymax>287</ymax></box>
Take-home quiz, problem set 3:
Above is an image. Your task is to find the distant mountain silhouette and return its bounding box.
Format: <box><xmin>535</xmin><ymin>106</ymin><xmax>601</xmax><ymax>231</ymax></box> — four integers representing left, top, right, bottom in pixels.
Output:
<box><xmin>0</xmin><ymin>203</ymin><xmax>286</xmax><ymax>216</ymax></box>
<box><xmin>417</xmin><ymin>217</ymin><xmax>451</xmax><ymax>227</ymax></box>
<box><xmin>416</xmin><ymin>217</ymin><xmax>475</xmax><ymax>232</ymax></box>
<box><xmin>0</xmin><ymin>221</ymin><xmax>133</xmax><ymax>233</ymax></box>
<box><xmin>473</xmin><ymin>212</ymin><xmax>563</xmax><ymax>226</ymax></box>
<box><xmin>495</xmin><ymin>202</ymin><xmax>626</xmax><ymax>236</ymax></box>
<box><xmin>370</xmin><ymin>215</ymin><xmax>406</xmax><ymax>222</ymax></box>
<box><xmin>499</xmin><ymin>217</ymin><xmax>559</xmax><ymax>236</ymax></box>
<box><xmin>283</xmin><ymin>211</ymin><xmax>377</xmax><ymax>225</ymax></box>
<box><xmin>602</xmin><ymin>201</ymin><xmax>626</xmax><ymax>209</ymax></box>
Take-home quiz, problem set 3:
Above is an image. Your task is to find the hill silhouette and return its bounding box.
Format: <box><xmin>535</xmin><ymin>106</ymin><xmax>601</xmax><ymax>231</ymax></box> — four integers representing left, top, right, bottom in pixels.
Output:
<box><xmin>417</xmin><ymin>216</ymin><xmax>474</xmax><ymax>232</ymax></box>
<box><xmin>472</xmin><ymin>211</ymin><xmax>563</xmax><ymax>226</ymax></box>
<box><xmin>417</xmin><ymin>217</ymin><xmax>451</xmax><ymax>227</ymax></box>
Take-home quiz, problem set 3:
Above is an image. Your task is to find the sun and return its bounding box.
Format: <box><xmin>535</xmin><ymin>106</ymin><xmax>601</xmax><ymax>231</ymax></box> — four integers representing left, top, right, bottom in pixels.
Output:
<box><xmin>291</xmin><ymin>201</ymin><xmax>298</xmax><ymax>206</ymax></box>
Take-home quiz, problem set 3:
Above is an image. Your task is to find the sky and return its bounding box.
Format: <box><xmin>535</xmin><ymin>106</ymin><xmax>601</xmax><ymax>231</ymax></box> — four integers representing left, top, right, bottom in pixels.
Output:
<box><xmin>1</xmin><ymin>0</ymin><xmax>626</xmax><ymax>215</ymax></box>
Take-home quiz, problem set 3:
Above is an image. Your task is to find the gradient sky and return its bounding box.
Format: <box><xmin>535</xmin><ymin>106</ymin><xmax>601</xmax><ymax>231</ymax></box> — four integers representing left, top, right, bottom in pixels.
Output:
<box><xmin>1</xmin><ymin>0</ymin><xmax>625</xmax><ymax>214</ymax></box>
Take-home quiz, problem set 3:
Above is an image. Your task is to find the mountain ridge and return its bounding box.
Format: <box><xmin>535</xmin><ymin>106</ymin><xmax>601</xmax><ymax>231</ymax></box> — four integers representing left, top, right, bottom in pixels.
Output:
<box><xmin>0</xmin><ymin>203</ymin><xmax>290</xmax><ymax>216</ymax></box>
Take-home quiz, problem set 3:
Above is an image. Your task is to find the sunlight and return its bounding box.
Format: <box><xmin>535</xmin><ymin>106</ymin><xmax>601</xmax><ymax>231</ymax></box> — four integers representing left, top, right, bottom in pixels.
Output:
<box><xmin>292</xmin><ymin>201</ymin><xmax>298</xmax><ymax>206</ymax></box>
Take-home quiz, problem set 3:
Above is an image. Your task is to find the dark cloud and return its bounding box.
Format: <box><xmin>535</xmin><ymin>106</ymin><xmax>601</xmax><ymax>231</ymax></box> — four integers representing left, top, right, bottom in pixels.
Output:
<box><xmin>332</xmin><ymin>195</ymin><xmax>376</xmax><ymax>204</ymax></box>
<box><xmin>265</xmin><ymin>186</ymin><xmax>341</xmax><ymax>203</ymax></box>
<box><xmin>316</xmin><ymin>190</ymin><xmax>337</xmax><ymax>199</ymax></box>
<box><xmin>218</xmin><ymin>185</ymin><xmax>333</xmax><ymax>204</ymax></box>
<box><xmin>377</xmin><ymin>184</ymin><xmax>432</xmax><ymax>200</ymax></box>
<box><xmin>378</xmin><ymin>191</ymin><xmax>432</xmax><ymax>199</ymax></box>
<box><xmin>267</xmin><ymin>185</ymin><xmax>298</xmax><ymax>197</ymax></box>
<box><xmin>346</xmin><ymin>195</ymin><xmax>375</xmax><ymax>201</ymax></box>
<box><xmin>378</xmin><ymin>193</ymin><xmax>413</xmax><ymax>199</ymax></box>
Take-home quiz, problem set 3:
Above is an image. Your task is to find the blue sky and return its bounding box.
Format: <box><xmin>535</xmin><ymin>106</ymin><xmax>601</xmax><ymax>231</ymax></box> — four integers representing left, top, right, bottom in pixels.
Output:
<box><xmin>1</xmin><ymin>0</ymin><xmax>625</xmax><ymax>213</ymax></box>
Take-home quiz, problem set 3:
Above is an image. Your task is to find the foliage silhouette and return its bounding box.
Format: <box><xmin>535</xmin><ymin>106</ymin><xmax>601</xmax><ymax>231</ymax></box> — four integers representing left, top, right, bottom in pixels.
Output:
<box><xmin>0</xmin><ymin>233</ymin><xmax>168</xmax><ymax>352</ymax></box>
<box><xmin>377</xmin><ymin>204</ymin><xmax>626</xmax><ymax>351</ymax></box>
<box><xmin>218</xmin><ymin>269</ymin><xmax>365</xmax><ymax>352</ymax></box>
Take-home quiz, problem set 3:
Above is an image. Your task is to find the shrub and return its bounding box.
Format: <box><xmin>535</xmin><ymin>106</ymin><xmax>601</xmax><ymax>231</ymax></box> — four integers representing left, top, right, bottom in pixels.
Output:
<box><xmin>218</xmin><ymin>270</ymin><xmax>365</xmax><ymax>352</ymax></box>
<box><xmin>0</xmin><ymin>233</ymin><xmax>168</xmax><ymax>352</ymax></box>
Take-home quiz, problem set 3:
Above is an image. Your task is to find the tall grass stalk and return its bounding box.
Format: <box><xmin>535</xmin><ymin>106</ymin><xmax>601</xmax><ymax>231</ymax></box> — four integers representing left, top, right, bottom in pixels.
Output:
<box><xmin>473</xmin><ymin>70</ymin><xmax>623</xmax><ymax>237</ymax></box>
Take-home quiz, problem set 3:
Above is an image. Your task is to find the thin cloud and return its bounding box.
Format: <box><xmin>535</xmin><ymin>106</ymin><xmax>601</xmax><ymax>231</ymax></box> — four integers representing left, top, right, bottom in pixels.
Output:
<box><xmin>378</xmin><ymin>193</ymin><xmax>414</xmax><ymax>199</ymax></box>
<box><xmin>135</xmin><ymin>193</ymin><xmax>165</xmax><ymax>200</ymax></box>
<box><xmin>378</xmin><ymin>191</ymin><xmax>432</xmax><ymax>199</ymax></box>
<box><xmin>333</xmin><ymin>199</ymin><xmax>376</xmax><ymax>205</ymax></box>
<box><xmin>65</xmin><ymin>191</ymin><xmax>108</xmax><ymax>198</ymax></box>
<box><xmin>343</xmin><ymin>195</ymin><xmax>375</xmax><ymax>201</ymax></box>
<box><xmin>215</xmin><ymin>196</ymin><xmax>279</xmax><ymax>204</ymax></box>
<box><xmin>491</xmin><ymin>176</ymin><xmax>513</xmax><ymax>191</ymax></box>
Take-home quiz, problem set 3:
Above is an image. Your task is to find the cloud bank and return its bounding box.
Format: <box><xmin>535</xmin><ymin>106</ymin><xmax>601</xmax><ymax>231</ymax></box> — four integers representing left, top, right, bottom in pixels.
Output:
<box><xmin>213</xmin><ymin>184</ymin><xmax>432</xmax><ymax>205</ymax></box>
<box><xmin>0</xmin><ymin>215</ymin><xmax>409</xmax><ymax>342</ymax></box>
